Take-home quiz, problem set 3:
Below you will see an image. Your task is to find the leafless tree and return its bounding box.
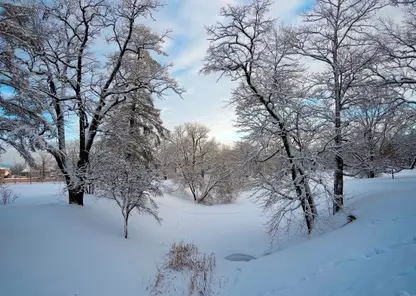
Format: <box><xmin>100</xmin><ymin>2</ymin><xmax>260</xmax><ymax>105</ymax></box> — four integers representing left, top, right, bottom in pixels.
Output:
<box><xmin>0</xmin><ymin>0</ymin><xmax>182</xmax><ymax>205</ymax></box>
<box><xmin>10</xmin><ymin>162</ymin><xmax>25</xmax><ymax>176</ymax></box>
<box><xmin>291</xmin><ymin>0</ymin><xmax>386</xmax><ymax>213</ymax></box>
<box><xmin>163</xmin><ymin>123</ymin><xmax>239</xmax><ymax>204</ymax></box>
<box><xmin>343</xmin><ymin>87</ymin><xmax>415</xmax><ymax>178</ymax></box>
<box><xmin>36</xmin><ymin>151</ymin><xmax>54</xmax><ymax>180</ymax></box>
<box><xmin>94</xmin><ymin>146</ymin><xmax>162</xmax><ymax>238</ymax></box>
<box><xmin>370</xmin><ymin>1</ymin><xmax>416</xmax><ymax>106</ymax></box>
<box><xmin>202</xmin><ymin>0</ymin><xmax>319</xmax><ymax>233</ymax></box>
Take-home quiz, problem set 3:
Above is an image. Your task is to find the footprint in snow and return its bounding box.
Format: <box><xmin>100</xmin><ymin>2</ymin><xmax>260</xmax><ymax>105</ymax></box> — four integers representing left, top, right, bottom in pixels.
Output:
<box><xmin>332</xmin><ymin>258</ymin><xmax>357</xmax><ymax>267</ymax></box>
<box><xmin>364</xmin><ymin>248</ymin><xmax>386</xmax><ymax>258</ymax></box>
<box><xmin>397</xmin><ymin>266</ymin><xmax>416</xmax><ymax>277</ymax></box>
<box><xmin>390</xmin><ymin>237</ymin><xmax>416</xmax><ymax>250</ymax></box>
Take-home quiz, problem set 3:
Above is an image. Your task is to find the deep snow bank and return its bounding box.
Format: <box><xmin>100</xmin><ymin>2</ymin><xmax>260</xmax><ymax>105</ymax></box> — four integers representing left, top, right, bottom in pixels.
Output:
<box><xmin>0</xmin><ymin>171</ymin><xmax>415</xmax><ymax>296</ymax></box>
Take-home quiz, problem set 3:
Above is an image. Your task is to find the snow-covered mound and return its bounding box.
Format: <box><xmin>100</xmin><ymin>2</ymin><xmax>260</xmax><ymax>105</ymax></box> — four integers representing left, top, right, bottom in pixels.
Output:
<box><xmin>0</xmin><ymin>171</ymin><xmax>415</xmax><ymax>296</ymax></box>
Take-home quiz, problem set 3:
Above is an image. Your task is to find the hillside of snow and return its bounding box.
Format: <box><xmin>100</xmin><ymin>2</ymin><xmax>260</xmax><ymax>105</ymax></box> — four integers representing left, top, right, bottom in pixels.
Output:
<box><xmin>1</xmin><ymin>171</ymin><xmax>415</xmax><ymax>296</ymax></box>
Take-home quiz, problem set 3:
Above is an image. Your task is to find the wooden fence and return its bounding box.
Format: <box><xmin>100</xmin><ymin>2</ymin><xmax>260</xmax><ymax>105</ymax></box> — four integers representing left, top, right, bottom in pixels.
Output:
<box><xmin>2</xmin><ymin>177</ymin><xmax>62</xmax><ymax>184</ymax></box>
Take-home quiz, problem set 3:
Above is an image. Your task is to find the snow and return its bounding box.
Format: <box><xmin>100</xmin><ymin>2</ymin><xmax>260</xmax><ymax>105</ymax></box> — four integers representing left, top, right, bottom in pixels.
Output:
<box><xmin>1</xmin><ymin>171</ymin><xmax>416</xmax><ymax>296</ymax></box>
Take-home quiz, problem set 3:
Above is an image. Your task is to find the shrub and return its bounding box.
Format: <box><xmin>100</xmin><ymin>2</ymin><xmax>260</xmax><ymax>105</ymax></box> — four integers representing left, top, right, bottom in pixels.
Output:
<box><xmin>0</xmin><ymin>184</ymin><xmax>18</xmax><ymax>205</ymax></box>
<box><xmin>149</xmin><ymin>241</ymin><xmax>221</xmax><ymax>296</ymax></box>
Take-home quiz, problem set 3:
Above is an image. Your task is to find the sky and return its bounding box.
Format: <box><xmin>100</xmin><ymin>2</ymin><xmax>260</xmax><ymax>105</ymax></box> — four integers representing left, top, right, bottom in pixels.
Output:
<box><xmin>150</xmin><ymin>0</ymin><xmax>315</xmax><ymax>144</ymax></box>
<box><xmin>0</xmin><ymin>0</ymin><xmax>403</xmax><ymax>165</ymax></box>
<box><xmin>1</xmin><ymin>0</ymin><xmax>315</xmax><ymax>165</ymax></box>
<box><xmin>148</xmin><ymin>0</ymin><xmax>402</xmax><ymax>143</ymax></box>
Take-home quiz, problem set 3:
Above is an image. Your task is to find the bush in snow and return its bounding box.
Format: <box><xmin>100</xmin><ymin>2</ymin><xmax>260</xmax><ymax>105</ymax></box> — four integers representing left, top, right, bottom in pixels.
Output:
<box><xmin>149</xmin><ymin>241</ymin><xmax>222</xmax><ymax>296</ymax></box>
<box><xmin>165</xmin><ymin>241</ymin><xmax>200</xmax><ymax>271</ymax></box>
<box><xmin>0</xmin><ymin>183</ymin><xmax>18</xmax><ymax>205</ymax></box>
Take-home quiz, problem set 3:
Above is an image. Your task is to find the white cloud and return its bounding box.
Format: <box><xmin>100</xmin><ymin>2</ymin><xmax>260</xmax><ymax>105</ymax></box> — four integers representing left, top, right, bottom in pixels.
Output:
<box><xmin>150</xmin><ymin>0</ymin><xmax>407</xmax><ymax>146</ymax></box>
<box><xmin>151</xmin><ymin>0</ymin><xmax>307</xmax><ymax>144</ymax></box>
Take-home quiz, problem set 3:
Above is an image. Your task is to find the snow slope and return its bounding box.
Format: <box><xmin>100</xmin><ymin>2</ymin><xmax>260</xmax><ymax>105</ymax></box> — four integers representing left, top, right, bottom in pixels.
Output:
<box><xmin>0</xmin><ymin>171</ymin><xmax>415</xmax><ymax>296</ymax></box>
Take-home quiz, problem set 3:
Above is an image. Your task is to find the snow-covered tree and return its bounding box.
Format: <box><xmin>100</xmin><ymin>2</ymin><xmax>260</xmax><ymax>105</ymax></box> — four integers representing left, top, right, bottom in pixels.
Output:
<box><xmin>291</xmin><ymin>0</ymin><xmax>385</xmax><ymax>213</ymax></box>
<box><xmin>343</xmin><ymin>88</ymin><xmax>415</xmax><ymax>178</ymax></box>
<box><xmin>93</xmin><ymin>147</ymin><xmax>161</xmax><ymax>238</ymax></box>
<box><xmin>9</xmin><ymin>162</ymin><xmax>25</xmax><ymax>176</ymax></box>
<box><xmin>163</xmin><ymin>123</ymin><xmax>239</xmax><ymax>204</ymax></box>
<box><xmin>374</xmin><ymin>0</ymin><xmax>416</xmax><ymax>92</ymax></box>
<box><xmin>92</xmin><ymin>90</ymin><xmax>164</xmax><ymax>239</ymax></box>
<box><xmin>202</xmin><ymin>0</ymin><xmax>319</xmax><ymax>233</ymax></box>
<box><xmin>0</xmin><ymin>0</ymin><xmax>182</xmax><ymax>205</ymax></box>
<box><xmin>36</xmin><ymin>151</ymin><xmax>55</xmax><ymax>180</ymax></box>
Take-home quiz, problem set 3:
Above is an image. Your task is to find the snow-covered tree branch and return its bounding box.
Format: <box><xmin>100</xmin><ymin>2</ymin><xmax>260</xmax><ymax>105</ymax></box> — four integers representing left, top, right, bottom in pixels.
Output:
<box><xmin>0</xmin><ymin>0</ymin><xmax>183</xmax><ymax>205</ymax></box>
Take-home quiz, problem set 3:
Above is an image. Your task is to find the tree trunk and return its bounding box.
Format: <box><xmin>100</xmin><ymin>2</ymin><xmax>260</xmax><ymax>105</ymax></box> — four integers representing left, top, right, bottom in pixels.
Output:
<box><xmin>281</xmin><ymin>130</ymin><xmax>317</xmax><ymax>232</ymax></box>
<box><xmin>300</xmin><ymin>198</ymin><xmax>314</xmax><ymax>234</ymax></box>
<box><xmin>190</xmin><ymin>186</ymin><xmax>197</xmax><ymax>201</ymax></box>
<box><xmin>332</xmin><ymin>37</ymin><xmax>344</xmax><ymax>214</ymax></box>
<box><xmin>123</xmin><ymin>214</ymin><xmax>129</xmax><ymax>239</ymax></box>
<box><xmin>367</xmin><ymin>131</ymin><xmax>375</xmax><ymax>179</ymax></box>
<box><xmin>68</xmin><ymin>187</ymin><xmax>84</xmax><ymax>206</ymax></box>
<box><xmin>303</xmin><ymin>179</ymin><xmax>317</xmax><ymax>219</ymax></box>
<box><xmin>333</xmin><ymin>110</ymin><xmax>344</xmax><ymax>214</ymax></box>
<box><xmin>333</xmin><ymin>161</ymin><xmax>344</xmax><ymax>214</ymax></box>
<box><xmin>85</xmin><ymin>184</ymin><xmax>95</xmax><ymax>194</ymax></box>
<box><xmin>411</xmin><ymin>158</ymin><xmax>416</xmax><ymax>169</ymax></box>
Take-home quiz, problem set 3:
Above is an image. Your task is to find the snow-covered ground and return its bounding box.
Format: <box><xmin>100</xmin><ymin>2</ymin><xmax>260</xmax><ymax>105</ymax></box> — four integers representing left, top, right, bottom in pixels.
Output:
<box><xmin>1</xmin><ymin>171</ymin><xmax>415</xmax><ymax>296</ymax></box>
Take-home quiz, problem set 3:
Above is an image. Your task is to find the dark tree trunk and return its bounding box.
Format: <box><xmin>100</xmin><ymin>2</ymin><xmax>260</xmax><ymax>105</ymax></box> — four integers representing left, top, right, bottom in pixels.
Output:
<box><xmin>69</xmin><ymin>187</ymin><xmax>84</xmax><ymax>206</ymax></box>
<box><xmin>333</xmin><ymin>107</ymin><xmax>344</xmax><ymax>214</ymax></box>
<box><xmin>304</xmin><ymin>179</ymin><xmax>317</xmax><ymax>219</ymax></box>
<box><xmin>367</xmin><ymin>131</ymin><xmax>375</xmax><ymax>179</ymax></box>
<box><xmin>298</xmin><ymin>175</ymin><xmax>316</xmax><ymax>233</ymax></box>
<box><xmin>281</xmin><ymin>132</ymin><xmax>316</xmax><ymax>233</ymax></box>
<box><xmin>411</xmin><ymin>158</ymin><xmax>416</xmax><ymax>170</ymax></box>
<box><xmin>300</xmin><ymin>198</ymin><xmax>314</xmax><ymax>234</ymax></box>
<box><xmin>84</xmin><ymin>184</ymin><xmax>95</xmax><ymax>194</ymax></box>
<box><xmin>123</xmin><ymin>214</ymin><xmax>129</xmax><ymax>239</ymax></box>
<box><xmin>190</xmin><ymin>185</ymin><xmax>197</xmax><ymax>201</ymax></box>
<box><xmin>333</xmin><ymin>159</ymin><xmax>344</xmax><ymax>214</ymax></box>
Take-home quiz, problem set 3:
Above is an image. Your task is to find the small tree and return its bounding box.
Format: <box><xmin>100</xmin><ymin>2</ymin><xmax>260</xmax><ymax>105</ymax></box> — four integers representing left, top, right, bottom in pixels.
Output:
<box><xmin>95</xmin><ymin>151</ymin><xmax>161</xmax><ymax>238</ymax></box>
<box><xmin>36</xmin><ymin>151</ymin><xmax>54</xmax><ymax>180</ymax></box>
<box><xmin>10</xmin><ymin>162</ymin><xmax>25</xmax><ymax>176</ymax></box>
<box><xmin>164</xmin><ymin>123</ymin><xmax>240</xmax><ymax>204</ymax></box>
<box><xmin>342</xmin><ymin>88</ymin><xmax>414</xmax><ymax>178</ymax></box>
<box><xmin>92</xmin><ymin>88</ymin><xmax>165</xmax><ymax>238</ymax></box>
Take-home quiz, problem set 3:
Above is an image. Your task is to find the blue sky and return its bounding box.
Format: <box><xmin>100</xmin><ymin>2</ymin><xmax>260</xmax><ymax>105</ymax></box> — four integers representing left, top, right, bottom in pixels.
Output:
<box><xmin>1</xmin><ymin>0</ymin><xmax>315</xmax><ymax>164</ymax></box>
<box><xmin>148</xmin><ymin>0</ymin><xmax>317</xmax><ymax>143</ymax></box>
